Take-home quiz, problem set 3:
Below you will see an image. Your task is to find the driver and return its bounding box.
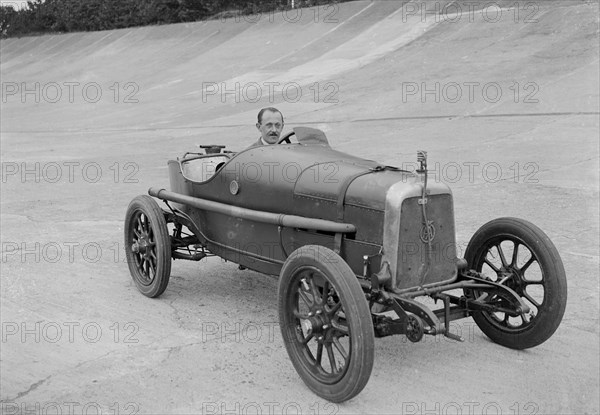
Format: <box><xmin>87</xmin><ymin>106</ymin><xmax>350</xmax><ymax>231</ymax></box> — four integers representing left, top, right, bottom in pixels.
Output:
<box><xmin>247</xmin><ymin>107</ymin><xmax>285</xmax><ymax>148</ymax></box>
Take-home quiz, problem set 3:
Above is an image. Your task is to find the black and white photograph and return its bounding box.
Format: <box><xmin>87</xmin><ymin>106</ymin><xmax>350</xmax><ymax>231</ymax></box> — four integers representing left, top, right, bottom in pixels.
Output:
<box><xmin>1</xmin><ymin>0</ymin><xmax>598</xmax><ymax>414</ymax></box>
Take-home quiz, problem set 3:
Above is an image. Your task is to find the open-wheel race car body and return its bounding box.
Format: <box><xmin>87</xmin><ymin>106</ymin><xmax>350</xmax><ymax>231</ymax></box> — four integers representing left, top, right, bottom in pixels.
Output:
<box><xmin>125</xmin><ymin>127</ymin><xmax>567</xmax><ymax>402</ymax></box>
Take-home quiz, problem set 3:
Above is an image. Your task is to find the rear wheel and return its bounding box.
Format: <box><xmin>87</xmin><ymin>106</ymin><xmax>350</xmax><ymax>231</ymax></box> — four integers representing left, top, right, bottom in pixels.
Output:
<box><xmin>465</xmin><ymin>217</ymin><xmax>567</xmax><ymax>349</ymax></box>
<box><xmin>278</xmin><ymin>245</ymin><xmax>374</xmax><ymax>403</ymax></box>
<box><xmin>124</xmin><ymin>195</ymin><xmax>171</xmax><ymax>298</ymax></box>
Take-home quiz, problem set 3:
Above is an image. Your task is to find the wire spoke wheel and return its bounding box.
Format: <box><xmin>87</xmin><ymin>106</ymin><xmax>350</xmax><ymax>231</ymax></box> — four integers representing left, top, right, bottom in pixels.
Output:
<box><xmin>125</xmin><ymin>195</ymin><xmax>172</xmax><ymax>298</ymax></box>
<box><xmin>291</xmin><ymin>268</ymin><xmax>350</xmax><ymax>380</ymax></box>
<box><xmin>465</xmin><ymin>218</ymin><xmax>567</xmax><ymax>349</ymax></box>
<box><xmin>278</xmin><ymin>246</ymin><xmax>374</xmax><ymax>403</ymax></box>
<box><xmin>131</xmin><ymin>212</ymin><xmax>157</xmax><ymax>284</ymax></box>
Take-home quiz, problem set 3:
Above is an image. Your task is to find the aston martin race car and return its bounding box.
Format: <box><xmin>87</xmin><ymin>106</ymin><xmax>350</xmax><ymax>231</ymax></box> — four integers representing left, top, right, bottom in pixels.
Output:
<box><xmin>124</xmin><ymin>127</ymin><xmax>567</xmax><ymax>403</ymax></box>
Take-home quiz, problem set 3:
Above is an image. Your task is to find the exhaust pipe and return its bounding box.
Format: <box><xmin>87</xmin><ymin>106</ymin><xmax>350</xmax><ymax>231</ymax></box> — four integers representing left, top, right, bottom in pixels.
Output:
<box><xmin>148</xmin><ymin>187</ymin><xmax>356</xmax><ymax>234</ymax></box>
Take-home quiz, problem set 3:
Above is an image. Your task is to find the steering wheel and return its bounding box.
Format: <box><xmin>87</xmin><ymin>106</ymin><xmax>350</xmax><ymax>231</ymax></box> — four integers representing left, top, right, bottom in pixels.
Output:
<box><xmin>277</xmin><ymin>131</ymin><xmax>295</xmax><ymax>144</ymax></box>
<box><xmin>199</xmin><ymin>144</ymin><xmax>226</xmax><ymax>154</ymax></box>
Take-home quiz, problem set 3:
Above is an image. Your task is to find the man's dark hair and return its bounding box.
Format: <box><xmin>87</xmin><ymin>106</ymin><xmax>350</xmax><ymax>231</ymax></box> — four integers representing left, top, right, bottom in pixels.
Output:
<box><xmin>257</xmin><ymin>107</ymin><xmax>284</xmax><ymax>124</ymax></box>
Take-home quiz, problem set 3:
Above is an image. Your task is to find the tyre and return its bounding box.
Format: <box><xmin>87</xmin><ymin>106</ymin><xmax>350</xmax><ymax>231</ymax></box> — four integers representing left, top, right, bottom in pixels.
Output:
<box><xmin>278</xmin><ymin>245</ymin><xmax>374</xmax><ymax>403</ymax></box>
<box><xmin>465</xmin><ymin>217</ymin><xmax>567</xmax><ymax>349</ymax></box>
<box><xmin>124</xmin><ymin>195</ymin><xmax>172</xmax><ymax>298</ymax></box>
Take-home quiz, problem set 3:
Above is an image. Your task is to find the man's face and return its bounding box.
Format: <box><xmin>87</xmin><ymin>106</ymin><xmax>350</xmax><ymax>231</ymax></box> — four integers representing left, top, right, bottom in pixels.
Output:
<box><xmin>256</xmin><ymin>111</ymin><xmax>284</xmax><ymax>144</ymax></box>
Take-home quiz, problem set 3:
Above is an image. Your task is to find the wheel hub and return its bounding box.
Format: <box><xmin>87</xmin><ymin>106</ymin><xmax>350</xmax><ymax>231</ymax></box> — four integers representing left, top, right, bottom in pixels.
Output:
<box><xmin>501</xmin><ymin>267</ymin><xmax>525</xmax><ymax>294</ymax></box>
<box><xmin>303</xmin><ymin>310</ymin><xmax>330</xmax><ymax>337</ymax></box>
<box><xmin>132</xmin><ymin>232</ymin><xmax>152</xmax><ymax>256</ymax></box>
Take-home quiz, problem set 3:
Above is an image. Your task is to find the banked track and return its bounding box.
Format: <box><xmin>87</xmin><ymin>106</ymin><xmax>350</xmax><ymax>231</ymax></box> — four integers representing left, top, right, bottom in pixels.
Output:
<box><xmin>1</xmin><ymin>0</ymin><xmax>598</xmax><ymax>135</ymax></box>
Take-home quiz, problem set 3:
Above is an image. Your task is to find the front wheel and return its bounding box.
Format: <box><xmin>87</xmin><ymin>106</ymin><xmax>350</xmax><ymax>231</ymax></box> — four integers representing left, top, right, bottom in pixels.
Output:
<box><xmin>465</xmin><ymin>217</ymin><xmax>567</xmax><ymax>349</ymax></box>
<box><xmin>278</xmin><ymin>245</ymin><xmax>374</xmax><ymax>403</ymax></box>
<box><xmin>124</xmin><ymin>195</ymin><xmax>172</xmax><ymax>298</ymax></box>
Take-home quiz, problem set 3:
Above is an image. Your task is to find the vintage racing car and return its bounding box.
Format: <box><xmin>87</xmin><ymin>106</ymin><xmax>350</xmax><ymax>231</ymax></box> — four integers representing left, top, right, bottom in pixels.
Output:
<box><xmin>124</xmin><ymin>127</ymin><xmax>567</xmax><ymax>402</ymax></box>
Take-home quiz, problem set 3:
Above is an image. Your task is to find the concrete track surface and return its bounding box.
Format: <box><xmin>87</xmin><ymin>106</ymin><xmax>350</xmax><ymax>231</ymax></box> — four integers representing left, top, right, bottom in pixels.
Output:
<box><xmin>1</xmin><ymin>1</ymin><xmax>598</xmax><ymax>414</ymax></box>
